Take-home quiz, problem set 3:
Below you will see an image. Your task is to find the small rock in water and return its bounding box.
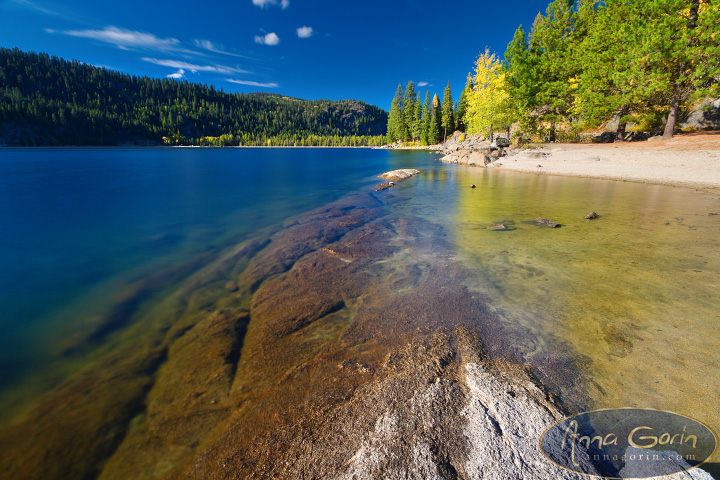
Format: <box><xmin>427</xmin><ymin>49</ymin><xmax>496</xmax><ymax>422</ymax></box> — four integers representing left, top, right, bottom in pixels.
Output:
<box><xmin>470</xmin><ymin>184</ymin><xmax>476</xmax><ymax>188</ymax></box>
<box><xmin>584</xmin><ymin>212</ymin><xmax>599</xmax><ymax>220</ymax></box>
<box><xmin>489</xmin><ymin>224</ymin><xmax>509</xmax><ymax>231</ymax></box>
<box><xmin>536</xmin><ymin>164</ymin><xmax>543</xmax><ymax>168</ymax></box>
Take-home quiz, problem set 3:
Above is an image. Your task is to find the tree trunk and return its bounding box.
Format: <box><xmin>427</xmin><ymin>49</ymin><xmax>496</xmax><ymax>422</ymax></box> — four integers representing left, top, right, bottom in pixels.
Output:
<box><xmin>663</xmin><ymin>91</ymin><xmax>681</xmax><ymax>139</ymax></box>
<box><xmin>489</xmin><ymin>122</ymin><xmax>494</xmax><ymax>143</ymax></box>
<box><xmin>549</xmin><ymin>121</ymin><xmax>556</xmax><ymax>143</ymax></box>
<box><xmin>615</xmin><ymin>106</ymin><xmax>629</xmax><ymax>142</ymax></box>
<box><xmin>662</xmin><ymin>0</ymin><xmax>699</xmax><ymax>140</ymax></box>
<box><xmin>506</xmin><ymin>124</ymin><xmax>510</xmax><ymax>141</ymax></box>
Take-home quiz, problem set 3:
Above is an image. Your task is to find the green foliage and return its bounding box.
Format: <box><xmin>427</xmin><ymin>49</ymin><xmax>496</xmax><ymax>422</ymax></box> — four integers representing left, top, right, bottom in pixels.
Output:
<box><xmin>456</xmin><ymin>75</ymin><xmax>473</xmax><ymax>132</ymax></box>
<box><xmin>499</xmin><ymin>0</ymin><xmax>720</xmax><ymax>140</ymax></box>
<box><xmin>441</xmin><ymin>81</ymin><xmax>455</xmax><ymax>141</ymax></box>
<box><xmin>386</xmin><ymin>84</ymin><xmax>404</xmax><ymax>143</ymax></box>
<box><xmin>0</xmin><ymin>47</ymin><xmax>387</xmax><ymax>146</ymax></box>
<box><xmin>403</xmin><ymin>81</ymin><xmax>417</xmax><ymax>141</ymax></box>
<box><xmin>421</xmin><ymin>91</ymin><xmax>431</xmax><ymax>145</ymax></box>
<box><xmin>528</xmin><ymin>0</ymin><xmax>580</xmax><ymax>125</ymax></box>
<box><xmin>413</xmin><ymin>97</ymin><xmax>423</xmax><ymax>143</ymax></box>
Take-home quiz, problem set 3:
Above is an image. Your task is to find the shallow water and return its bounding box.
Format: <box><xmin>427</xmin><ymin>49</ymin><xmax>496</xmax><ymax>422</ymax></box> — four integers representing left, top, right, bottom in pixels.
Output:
<box><xmin>393</xmin><ymin>165</ymin><xmax>720</xmax><ymax>449</ymax></box>
<box><xmin>0</xmin><ymin>148</ymin><xmax>718</xmax><ymax>476</ymax></box>
<box><xmin>0</xmin><ymin>147</ymin><xmax>437</xmax><ymax>414</ymax></box>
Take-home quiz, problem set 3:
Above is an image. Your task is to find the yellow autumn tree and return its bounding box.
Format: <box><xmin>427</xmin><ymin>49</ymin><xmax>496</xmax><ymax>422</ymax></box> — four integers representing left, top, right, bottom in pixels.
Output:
<box><xmin>466</xmin><ymin>49</ymin><xmax>512</xmax><ymax>141</ymax></box>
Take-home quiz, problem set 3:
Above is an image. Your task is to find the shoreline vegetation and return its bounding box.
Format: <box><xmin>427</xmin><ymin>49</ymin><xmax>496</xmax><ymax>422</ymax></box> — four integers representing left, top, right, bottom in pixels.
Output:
<box><xmin>384</xmin><ymin>1</ymin><xmax>719</xmax><ymax>148</ymax></box>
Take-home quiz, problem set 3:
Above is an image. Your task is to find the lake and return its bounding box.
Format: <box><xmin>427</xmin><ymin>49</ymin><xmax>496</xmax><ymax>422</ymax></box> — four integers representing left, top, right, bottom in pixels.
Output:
<box><xmin>0</xmin><ymin>147</ymin><xmax>718</xmax><ymax>478</ymax></box>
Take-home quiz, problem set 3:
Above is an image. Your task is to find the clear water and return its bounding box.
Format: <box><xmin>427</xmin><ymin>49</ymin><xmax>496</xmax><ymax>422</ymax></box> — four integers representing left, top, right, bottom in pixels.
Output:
<box><xmin>1</xmin><ymin>148</ymin><xmax>718</xmax><ymax>465</ymax></box>
<box><xmin>393</xmin><ymin>165</ymin><xmax>720</xmax><ymax>450</ymax></box>
<box><xmin>0</xmin><ymin>147</ymin><xmax>437</xmax><ymax>391</ymax></box>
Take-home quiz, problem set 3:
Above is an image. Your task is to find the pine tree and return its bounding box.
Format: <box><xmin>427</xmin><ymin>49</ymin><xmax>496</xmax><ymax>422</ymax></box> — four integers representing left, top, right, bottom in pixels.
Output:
<box><xmin>456</xmin><ymin>75</ymin><xmax>473</xmax><ymax>132</ymax></box>
<box><xmin>421</xmin><ymin>91</ymin><xmax>431</xmax><ymax>145</ymax></box>
<box><xmin>403</xmin><ymin>81</ymin><xmax>417</xmax><ymax>141</ymax></box>
<box><xmin>386</xmin><ymin>83</ymin><xmax>404</xmax><ymax>143</ymax></box>
<box><xmin>528</xmin><ymin>0</ymin><xmax>579</xmax><ymax>140</ymax></box>
<box><xmin>635</xmin><ymin>0</ymin><xmax>719</xmax><ymax>138</ymax></box>
<box><xmin>503</xmin><ymin>25</ymin><xmax>540</xmax><ymax>135</ymax></box>
<box><xmin>441</xmin><ymin>81</ymin><xmax>455</xmax><ymax>142</ymax></box>
<box><xmin>413</xmin><ymin>97</ymin><xmax>423</xmax><ymax>144</ymax></box>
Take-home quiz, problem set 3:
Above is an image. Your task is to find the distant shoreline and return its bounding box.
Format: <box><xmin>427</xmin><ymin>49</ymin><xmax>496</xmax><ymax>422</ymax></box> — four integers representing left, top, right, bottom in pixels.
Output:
<box><xmin>0</xmin><ymin>145</ymin><xmax>377</xmax><ymax>149</ymax></box>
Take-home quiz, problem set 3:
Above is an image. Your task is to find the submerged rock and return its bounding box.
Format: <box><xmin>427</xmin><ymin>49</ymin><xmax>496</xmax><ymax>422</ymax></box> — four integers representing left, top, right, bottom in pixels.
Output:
<box><xmin>584</xmin><ymin>212</ymin><xmax>600</xmax><ymax>220</ymax></box>
<box><xmin>530</xmin><ymin>217</ymin><xmax>562</xmax><ymax>228</ymax></box>
<box><xmin>489</xmin><ymin>224</ymin><xmax>509</xmax><ymax>231</ymax></box>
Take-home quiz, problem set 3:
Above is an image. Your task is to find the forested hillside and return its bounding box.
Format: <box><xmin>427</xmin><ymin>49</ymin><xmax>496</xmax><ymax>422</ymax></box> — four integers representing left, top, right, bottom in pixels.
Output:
<box><xmin>0</xmin><ymin>47</ymin><xmax>388</xmax><ymax>146</ymax></box>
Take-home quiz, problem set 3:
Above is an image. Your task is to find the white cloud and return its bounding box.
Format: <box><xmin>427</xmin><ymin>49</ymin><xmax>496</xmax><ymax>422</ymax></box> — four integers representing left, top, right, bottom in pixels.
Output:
<box><xmin>417</xmin><ymin>81</ymin><xmax>429</xmax><ymax>87</ymax></box>
<box><xmin>166</xmin><ymin>69</ymin><xmax>185</xmax><ymax>79</ymax></box>
<box><xmin>251</xmin><ymin>0</ymin><xmax>289</xmax><ymax>8</ymax></box>
<box><xmin>297</xmin><ymin>26</ymin><xmax>313</xmax><ymax>38</ymax></box>
<box><xmin>228</xmin><ymin>79</ymin><xmax>279</xmax><ymax>88</ymax></box>
<box><xmin>58</xmin><ymin>26</ymin><xmax>181</xmax><ymax>51</ymax></box>
<box><xmin>142</xmin><ymin>58</ymin><xmax>249</xmax><ymax>75</ymax></box>
<box><xmin>254</xmin><ymin>32</ymin><xmax>280</xmax><ymax>46</ymax></box>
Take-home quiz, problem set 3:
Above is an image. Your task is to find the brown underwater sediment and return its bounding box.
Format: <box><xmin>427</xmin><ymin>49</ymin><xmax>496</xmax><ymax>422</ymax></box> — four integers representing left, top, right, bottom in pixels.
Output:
<box><xmin>0</xmin><ymin>186</ymin><xmax>595</xmax><ymax>479</ymax></box>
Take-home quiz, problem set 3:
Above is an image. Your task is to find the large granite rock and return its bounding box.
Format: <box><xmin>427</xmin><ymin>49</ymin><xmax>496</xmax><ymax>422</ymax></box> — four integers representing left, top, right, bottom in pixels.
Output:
<box><xmin>682</xmin><ymin>97</ymin><xmax>720</xmax><ymax>130</ymax></box>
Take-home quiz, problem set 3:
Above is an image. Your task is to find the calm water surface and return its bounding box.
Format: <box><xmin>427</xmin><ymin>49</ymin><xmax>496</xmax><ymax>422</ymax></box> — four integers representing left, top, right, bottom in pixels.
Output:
<box><xmin>1</xmin><ymin>147</ymin><xmax>718</xmax><ymax>452</ymax></box>
<box><xmin>0</xmin><ymin>147</ymin><xmax>435</xmax><ymax>391</ymax></box>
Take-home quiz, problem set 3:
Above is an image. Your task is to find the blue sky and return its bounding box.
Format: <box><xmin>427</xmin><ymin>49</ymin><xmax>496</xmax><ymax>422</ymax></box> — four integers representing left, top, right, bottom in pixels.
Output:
<box><xmin>0</xmin><ymin>0</ymin><xmax>548</xmax><ymax>110</ymax></box>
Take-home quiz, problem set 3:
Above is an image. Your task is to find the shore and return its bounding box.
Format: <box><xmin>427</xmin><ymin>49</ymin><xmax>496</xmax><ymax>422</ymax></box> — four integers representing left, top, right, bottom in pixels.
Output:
<box><xmin>442</xmin><ymin>131</ymin><xmax>720</xmax><ymax>192</ymax></box>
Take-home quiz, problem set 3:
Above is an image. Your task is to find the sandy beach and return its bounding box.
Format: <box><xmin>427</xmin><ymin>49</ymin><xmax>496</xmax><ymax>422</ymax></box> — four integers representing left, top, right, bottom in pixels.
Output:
<box><xmin>496</xmin><ymin>132</ymin><xmax>720</xmax><ymax>192</ymax></box>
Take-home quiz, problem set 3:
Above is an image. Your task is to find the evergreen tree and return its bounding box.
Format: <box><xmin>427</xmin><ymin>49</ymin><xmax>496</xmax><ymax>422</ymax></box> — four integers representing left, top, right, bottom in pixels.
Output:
<box><xmin>421</xmin><ymin>91</ymin><xmax>431</xmax><ymax>145</ymax></box>
<box><xmin>634</xmin><ymin>0</ymin><xmax>719</xmax><ymax>138</ymax></box>
<box><xmin>386</xmin><ymin>83</ymin><xmax>405</xmax><ymax>143</ymax></box>
<box><xmin>528</xmin><ymin>0</ymin><xmax>580</xmax><ymax>140</ymax></box>
<box><xmin>456</xmin><ymin>75</ymin><xmax>473</xmax><ymax>132</ymax></box>
<box><xmin>441</xmin><ymin>81</ymin><xmax>455</xmax><ymax>141</ymax></box>
<box><xmin>503</xmin><ymin>25</ymin><xmax>540</xmax><ymax>135</ymax></box>
<box><xmin>413</xmin><ymin>97</ymin><xmax>423</xmax><ymax>144</ymax></box>
<box><xmin>571</xmin><ymin>0</ymin><xmax>642</xmax><ymax>140</ymax></box>
<box><xmin>403</xmin><ymin>81</ymin><xmax>417</xmax><ymax>141</ymax></box>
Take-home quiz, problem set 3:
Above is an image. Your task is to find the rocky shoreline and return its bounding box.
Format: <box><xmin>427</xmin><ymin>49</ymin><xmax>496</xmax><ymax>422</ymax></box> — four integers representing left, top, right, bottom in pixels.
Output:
<box><xmin>432</xmin><ymin>131</ymin><xmax>720</xmax><ymax>192</ymax></box>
